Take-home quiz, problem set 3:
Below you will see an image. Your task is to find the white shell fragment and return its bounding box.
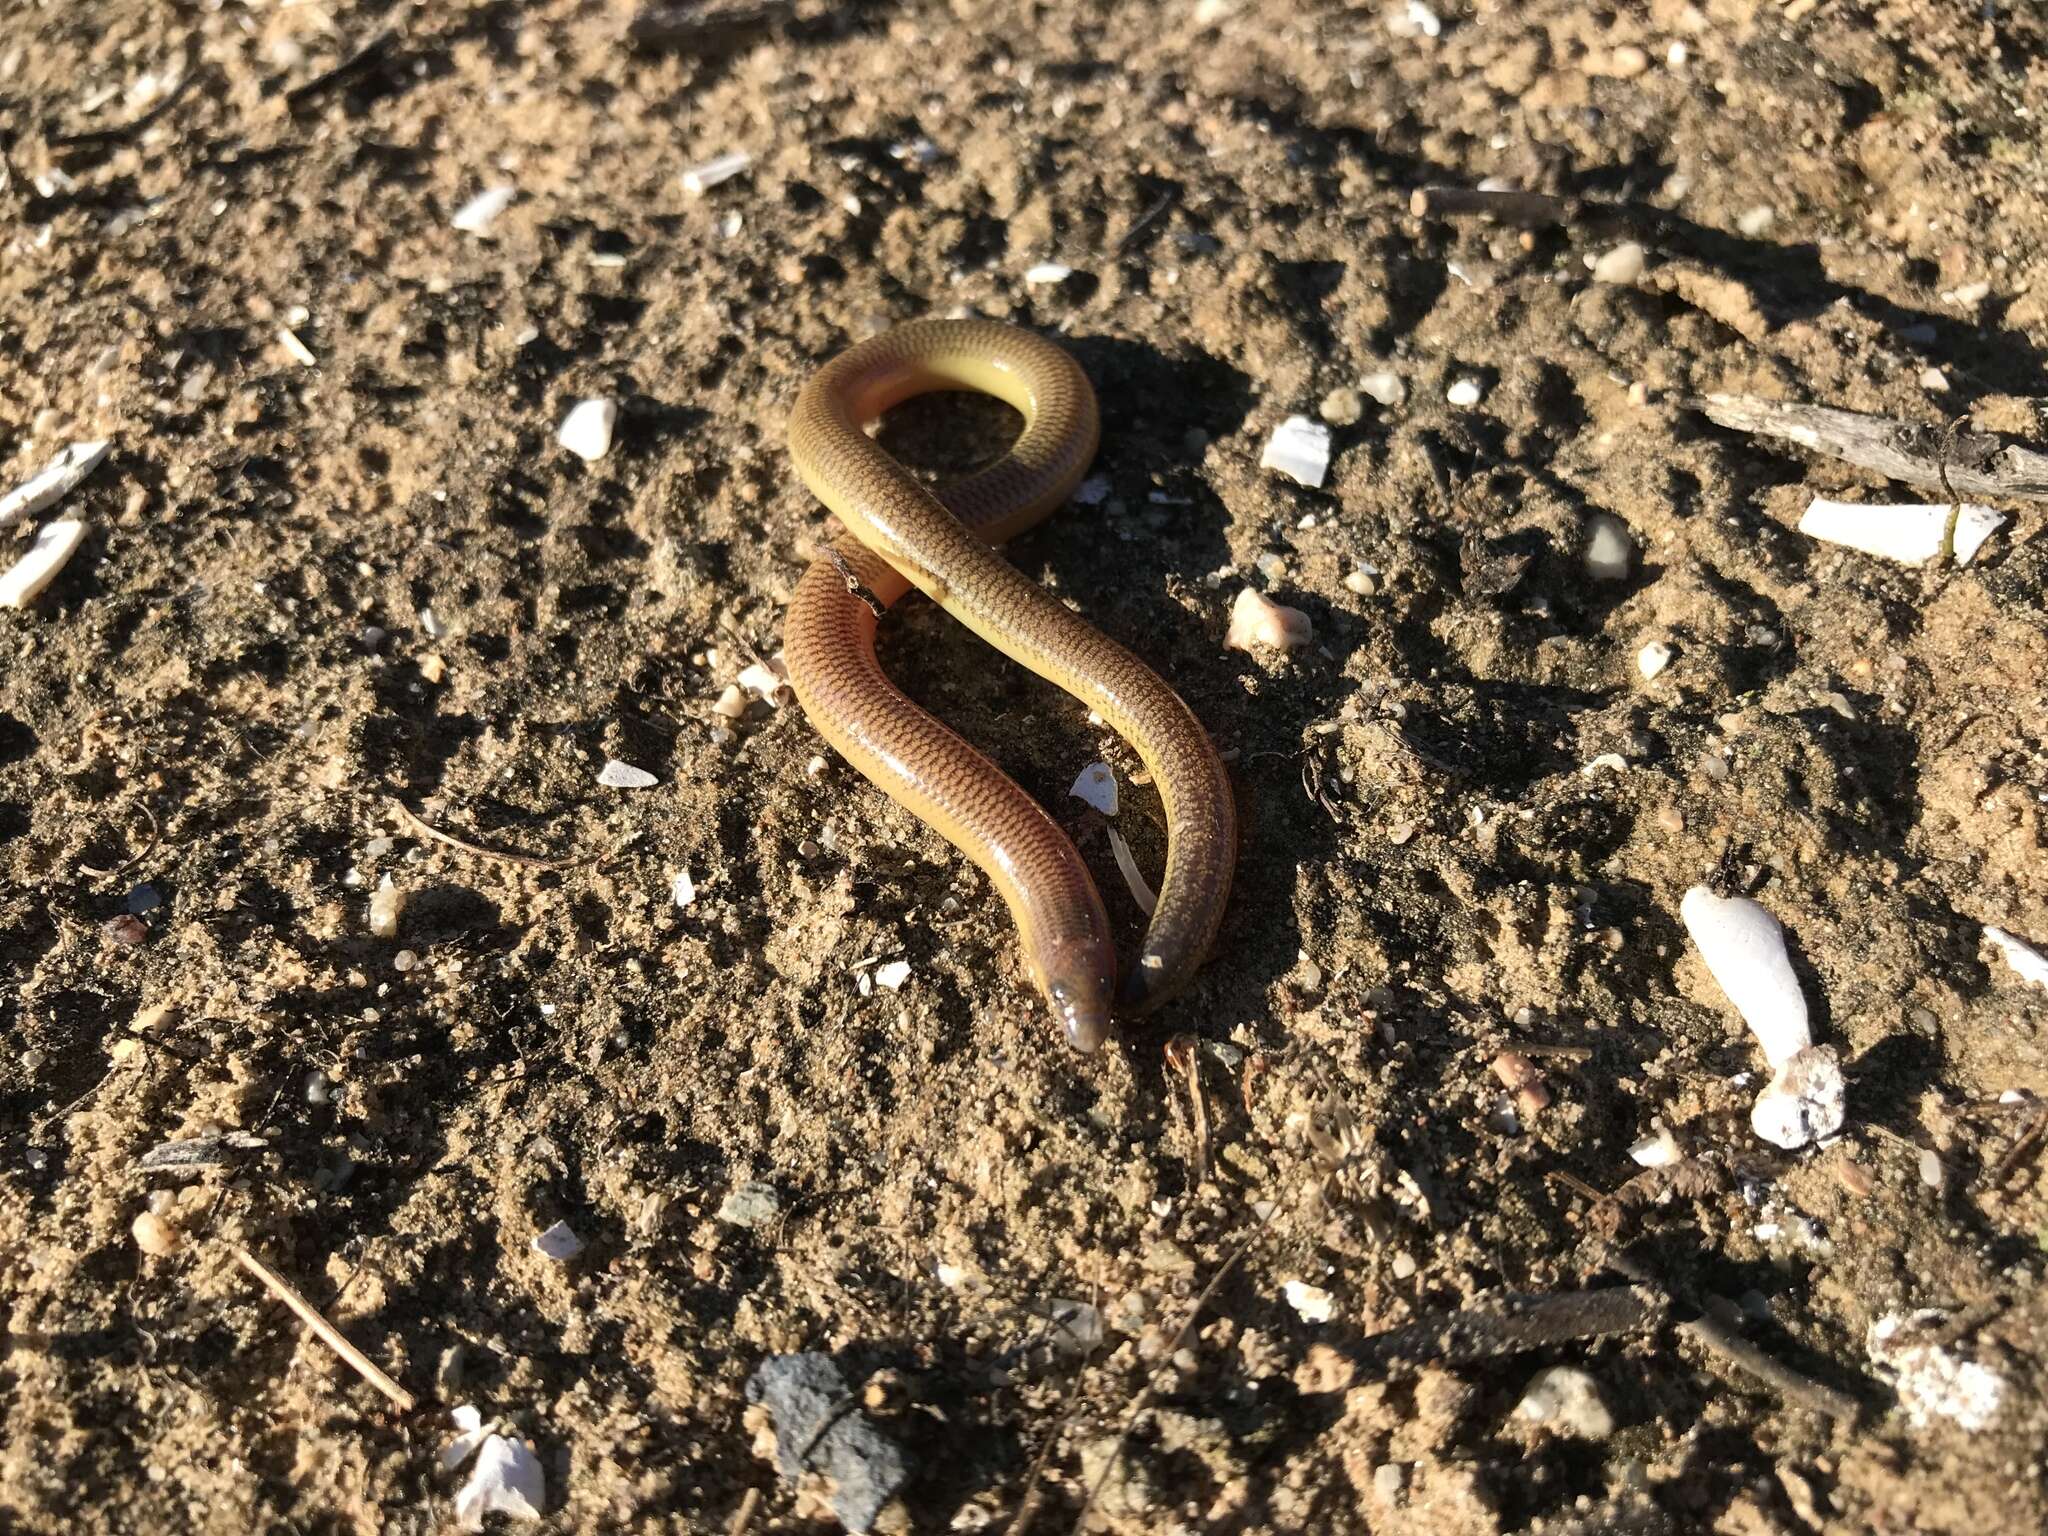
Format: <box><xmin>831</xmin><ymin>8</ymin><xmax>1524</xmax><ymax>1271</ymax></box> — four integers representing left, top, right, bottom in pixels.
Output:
<box><xmin>277</xmin><ymin>327</ymin><xmax>317</xmax><ymax>367</ymax></box>
<box><xmin>1445</xmin><ymin>376</ymin><xmax>1485</xmax><ymax>407</ymax></box>
<box><xmin>1259</xmin><ymin>416</ymin><xmax>1332</xmax><ymax>488</ymax></box>
<box><xmin>1681</xmin><ymin>887</ymin><xmax>1810</xmax><ymax>1068</ymax></box>
<box><xmin>737</xmin><ymin>659</ymin><xmax>789</xmax><ymax>704</ymax></box>
<box><xmin>451</xmin><ymin>185</ymin><xmax>516</xmax><ymax>235</ymax></box>
<box><xmin>1225</xmin><ymin>587</ymin><xmax>1314</xmax><ymax>653</ymax></box>
<box><xmin>442</xmin><ymin>1406</ymin><xmax>491</xmax><ymax>1472</ymax></box>
<box><xmin>1023</xmin><ymin>262</ymin><xmax>1074</xmax><ymax>285</ymax></box>
<box><xmin>1984</xmin><ymin>926</ymin><xmax>2048</xmax><ymax>992</ymax></box>
<box><xmin>1106</xmin><ymin>826</ymin><xmax>1158</xmax><ymax>917</ymax></box>
<box><xmin>873</xmin><ymin>959</ymin><xmax>912</xmax><ymax>991</ymax></box>
<box><xmin>557</xmin><ymin>398</ymin><xmax>618</xmax><ymax>462</ymax></box>
<box><xmin>680</xmin><ymin>151</ymin><xmax>752</xmax><ymax>196</ymax></box>
<box><xmin>1359</xmin><ymin>370</ymin><xmax>1407</xmax><ymax>407</ymax></box>
<box><xmin>1070</xmin><ymin>762</ymin><xmax>1118</xmax><ymax>815</ymax></box>
<box><xmin>0</xmin><ymin>518</ymin><xmax>86</xmax><ymax>608</ymax></box>
<box><xmin>597</xmin><ymin>759</ymin><xmax>658</xmax><ymax>789</ymax></box>
<box><xmin>671</xmin><ymin>869</ymin><xmax>697</xmax><ymax>908</ymax></box>
<box><xmin>1283</xmin><ymin>1280</ymin><xmax>1336</xmax><ymax>1323</ymax></box>
<box><xmin>1869</xmin><ymin>1312</ymin><xmax>2007</xmax><ymax>1431</ymax></box>
<box><xmin>1680</xmin><ymin>886</ymin><xmax>1844</xmax><ymax>1148</ymax></box>
<box><xmin>530</xmin><ymin>1220</ymin><xmax>583</xmax><ymax>1261</ymax></box>
<box><xmin>1637</xmin><ymin>639</ymin><xmax>1673</xmax><ymax>680</ymax></box>
<box><xmin>1798</xmin><ymin>497</ymin><xmax>2005</xmax><ymax>566</ymax></box>
<box><xmin>1629</xmin><ymin>1127</ymin><xmax>1682</xmax><ymax>1167</ymax></box>
<box><xmin>0</xmin><ymin>440</ymin><xmax>110</xmax><ymax>528</ymax></box>
<box><xmin>454</xmin><ymin>1430</ymin><xmax>546</xmax><ymax>1529</ymax></box>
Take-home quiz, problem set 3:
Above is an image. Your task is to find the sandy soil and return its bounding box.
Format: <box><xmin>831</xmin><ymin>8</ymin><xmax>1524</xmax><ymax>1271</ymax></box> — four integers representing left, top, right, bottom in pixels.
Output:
<box><xmin>4</xmin><ymin>0</ymin><xmax>2048</xmax><ymax>1531</ymax></box>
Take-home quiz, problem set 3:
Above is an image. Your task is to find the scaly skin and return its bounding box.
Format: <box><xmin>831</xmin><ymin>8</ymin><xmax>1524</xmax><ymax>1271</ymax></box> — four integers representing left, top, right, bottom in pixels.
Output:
<box><xmin>782</xmin><ymin>319</ymin><xmax>1235</xmax><ymax>1052</ymax></box>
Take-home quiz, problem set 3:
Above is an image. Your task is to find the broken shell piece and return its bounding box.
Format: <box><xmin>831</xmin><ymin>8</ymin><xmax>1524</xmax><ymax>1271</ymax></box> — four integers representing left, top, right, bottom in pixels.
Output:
<box><xmin>1359</xmin><ymin>370</ymin><xmax>1406</xmax><ymax>407</ymax></box>
<box><xmin>0</xmin><ymin>439</ymin><xmax>110</xmax><ymax>528</ymax></box>
<box><xmin>1070</xmin><ymin>762</ymin><xmax>1118</xmax><ymax>815</ymax></box>
<box><xmin>454</xmin><ymin>1430</ymin><xmax>546</xmax><ymax>1529</ymax></box>
<box><xmin>680</xmin><ymin>151</ymin><xmax>752</xmax><ymax>196</ymax></box>
<box><xmin>1680</xmin><ymin>886</ymin><xmax>1811</xmax><ymax>1070</ymax></box>
<box><xmin>1225</xmin><ymin>587</ymin><xmax>1313</xmax><ymax>653</ymax></box>
<box><xmin>737</xmin><ymin>659</ymin><xmax>790</xmax><ymax>704</ymax></box>
<box><xmin>671</xmin><ymin>869</ymin><xmax>696</xmax><ymax>907</ymax></box>
<box><xmin>1023</xmin><ymin>261</ymin><xmax>1074</xmax><ymax>285</ymax></box>
<box><xmin>442</xmin><ymin>1406</ymin><xmax>490</xmax><ymax>1472</ymax></box>
<box><xmin>1799</xmin><ymin>498</ymin><xmax>2005</xmax><ymax>566</ymax></box>
<box><xmin>1590</xmin><ymin>242</ymin><xmax>1646</xmax><ymax>286</ymax></box>
<box><xmin>0</xmin><ymin>518</ymin><xmax>86</xmax><ymax>607</ymax></box>
<box><xmin>1868</xmin><ymin>1311</ymin><xmax>2008</xmax><ymax>1432</ymax></box>
<box><xmin>1984</xmin><ymin>925</ymin><xmax>2048</xmax><ymax>992</ymax></box>
<box><xmin>1283</xmin><ymin>1280</ymin><xmax>1336</xmax><ymax>1323</ymax></box>
<box><xmin>1629</xmin><ymin>1127</ymin><xmax>1682</xmax><ymax>1167</ymax></box>
<box><xmin>530</xmin><ymin>1220</ymin><xmax>583</xmax><ymax>1261</ymax></box>
<box><xmin>451</xmin><ymin>185</ymin><xmax>516</xmax><ymax>235</ymax></box>
<box><xmin>1106</xmin><ymin>826</ymin><xmax>1157</xmax><ymax>917</ymax></box>
<box><xmin>1445</xmin><ymin>376</ymin><xmax>1484</xmax><ymax>407</ymax></box>
<box><xmin>598</xmin><ymin>759</ymin><xmax>658</xmax><ymax>789</ymax></box>
<box><xmin>1637</xmin><ymin>640</ymin><xmax>1673</xmax><ymax>680</ymax></box>
<box><xmin>1751</xmin><ymin>1045</ymin><xmax>1846</xmax><ymax>1150</ymax></box>
<box><xmin>1259</xmin><ymin>415</ymin><xmax>1332</xmax><ymax>488</ymax></box>
<box><xmin>873</xmin><ymin>959</ymin><xmax>911</xmax><ymax>991</ymax></box>
<box><xmin>557</xmin><ymin>398</ymin><xmax>618</xmax><ymax>462</ymax></box>
<box><xmin>132</xmin><ymin>1210</ymin><xmax>183</xmax><ymax>1256</ymax></box>
<box><xmin>712</xmin><ymin>684</ymin><xmax>748</xmax><ymax>719</ymax></box>
<box><xmin>1514</xmin><ymin>1366</ymin><xmax>1614</xmax><ymax>1438</ymax></box>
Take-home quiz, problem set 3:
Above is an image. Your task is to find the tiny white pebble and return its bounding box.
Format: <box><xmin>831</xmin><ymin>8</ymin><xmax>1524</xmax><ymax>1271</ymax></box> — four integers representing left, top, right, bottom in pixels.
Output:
<box><xmin>598</xmin><ymin>759</ymin><xmax>658</xmax><ymax>789</ymax></box>
<box><xmin>1225</xmin><ymin>587</ymin><xmax>1313</xmax><ymax>653</ymax></box>
<box><xmin>1023</xmin><ymin>262</ymin><xmax>1074</xmax><ymax>285</ymax></box>
<box><xmin>681</xmin><ymin>151</ymin><xmax>752</xmax><ymax>196</ymax></box>
<box><xmin>393</xmin><ymin>949</ymin><xmax>419</xmax><ymax>972</ymax></box>
<box><xmin>1073</xmin><ymin>474</ymin><xmax>1113</xmax><ymax>506</ymax></box>
<box><xmin>1283</xmin><ymin>1280</ymin><xmax>1336</xmax><ymax>1323</ymax></box>
<box><xmin>874</xmin><ymin>959</ymin><xmax>912</xmax><ymax>991</ymax></box>
<box><xmin>1919</xmin><ymin>367</ymin><xmax>1949</xmax><ymax>393</ymax></box>
<box><xmin>712</xmin><ymin>684</ymin><xmax>748</xmax><ymax>719</ymax></box>
<box><xmin>1737</xmin><ymin>204</ymin><xmax>1776</xmax><ymax>237</ymax></box>
<box><xmin>1637</xmin><ymin>640</ymin><xmax>1673</xmax><ymax>680</ymax></box>
<box><xmin>557</xmin><ymin>398</ymin><xmax>618</xmax><ymax>462</ymax></box>
<box><xmin>451</xmin><ymin>184</ymin><xmax>516</xmax><ymax>235</ymax></box>
<box><xmin>1445</xmin><ymin>376</ymin><xmax>1484</xmax><ymax>407</ymax></box>
<box><xmin>1359</xmin><ymin>370</ymin><xmax>1406</xmax><ymax>407</ymax></box>
<box><xmin>1590</xmin><ymin>242</ymin><xmax>1645</xmax><ymax>285</ymax></box>
<box><xmin>671</xmin><ymin>869</ymin><xmax>696</xmax><ymax>907</ymax></box>
<box><xmin>368</xmin><ymin>875</ymin><xmax>405</xmax><ymax>939</ymax></box>
<box><xmin>805</xmin><ymin>754</ymin><xmax>829</xmax><ymax>778</ymax></box>
<box><xmin>277</xmin><ymin>327</ymin><xmax>317</xmax><ymax>367</ymax></box>
<box><xmin>1070</xmin><ymin>762</ymin><xmax>1118</xmax><ymax>815</ymax></box>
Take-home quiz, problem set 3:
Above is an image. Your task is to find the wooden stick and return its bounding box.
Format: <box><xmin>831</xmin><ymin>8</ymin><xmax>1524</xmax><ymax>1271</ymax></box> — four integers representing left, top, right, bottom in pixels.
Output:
<box><xmin>1691</xmin><ymin>393</ymin><xmax>2048</xmax><ymax>502</ymax></box>
<box><xmin>231</xmin><ymin>1244</ymin><xmax>417</xmax><ymax>1411</ymax></box>
<box><xmin>390</xmin><ymin>798</ymin><xmax>594</xmax><ymax>872</ymax></box>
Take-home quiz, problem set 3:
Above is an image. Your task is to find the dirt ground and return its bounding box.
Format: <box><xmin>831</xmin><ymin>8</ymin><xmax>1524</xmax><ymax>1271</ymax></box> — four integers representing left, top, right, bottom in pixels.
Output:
<box><xmin>5</xmin><ymin>0</ymin><xmax>2048</xmax><ymax>1530</ymax></box>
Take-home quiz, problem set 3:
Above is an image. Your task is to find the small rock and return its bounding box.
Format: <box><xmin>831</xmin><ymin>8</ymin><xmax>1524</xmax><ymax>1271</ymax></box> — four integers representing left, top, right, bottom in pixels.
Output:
<box><xmin>454</xmin><ymin>1430</ymin><xmax>546</xmax><ymax>1529</ymax></box>
<box><xmin>747</xmin><ymin>1353</ymin><xmax>913</xmax><ymax>1534</ymax></box>
<box><xmin>368</xmin><ymin>875</ymin><xmax>405</xmax><ymax>939</ymax></box>
<box><xmin>102</xmin><ymin>914</ymin><xmax>148</xmax><ymax>947</ymax></box>
<box><xmin>718</xmin><ymin>1181</ymin><xmax>782</xmax><ymax>1228</ymax></box>
<box><xmin>1343</xmin><ymin>566</ymin><xmax>1379</xmax><ymax>597</ymax></box>
<box><xmin>1920</xmin><ymin>367</ymin><xmax>1949</xmax><ymax>393</ymax></box>
<box><xmin>557</xmin><ymin>398</ymin><xmax>618</xmax><ymax>463</ymax></box>
<box><xmin>598</xmin><ymin>759</ymin><xmax>658</xmax><ymax>789</ymax></box>
<box><xmin>671</xmin><ymin>869</ymin><xmax>697</xmax><ymax>908</ymax></box>
<box><xmin>873</xmin><ymin>959</ymin><xmax>911</xmax><ymax>991</ymax></box>
<box><xmin>132</xmin><ymin>1210</ymin><xmax>182</xmax><ymax>1256</ymax></box>
<box><xmin>712</xmin><ymin>684</ymin><xmax>748</xmax><ymax>719</ymax></box>
<box><xmin>1224</xmin><ymin>587</ymin><xmax>1313</xmax><ymax>653</ymax></box>
<box><xmin>1023</xmin><ymin>261</ymin><xmax>1074</xmax><ymax>285</ymax></box>
<box><xmin>1637</xmin><ymin>639</ymin><xmax>1673</xmax><ymax>680</ymax></box>
<box><xmin>1515</xmin><ymin>1366</ymin><xmax>1615</xmax><ymax>1438</ymax></box>
<box><xmin>125</xmin><ymin>884</ymin><xmax>161</xmax><ymax>915</ymax></box>
<box><xmin>1318</xmin><ymin>387</ymin><xmax>1364</xmax><ymax>426</ymax></box>
<box><xmin>1737</xmin><ymin>204</ymin><xmax>1776</xmax><ymax>237</ymax></box>
<box><xmin>1583</xmin><ymin>512</ymin><xmax>1635</xmax><ymax>581</ymax></box>
<box><xmin>1359</xmin><ymin>370</ymin><xmax>1407</xmax><ymax>407</ymax></box>
<box><xmin>1591</xmin><ymin>242</ymin><xmax>1646</xmax><ymax>285</ymax></box>
<box><xmin>680</xmin><ymin>151</ymin><xmax>752</xmax><ymax>196</ymax></box>
<box><xmin>419</xmin><ymin>653</ymin><xmax>447</xmax><ymax>683</ymax></box>
<box><xmin>1445</xmin><ymin>376</ymin><xmax>1485</xmax><ymax>407</ymax></box>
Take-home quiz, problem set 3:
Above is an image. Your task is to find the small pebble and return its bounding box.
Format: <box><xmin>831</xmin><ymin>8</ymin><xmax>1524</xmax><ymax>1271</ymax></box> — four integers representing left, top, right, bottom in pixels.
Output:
<box><xmin>1737</xmin><ymin>204</ymin><xmax>1775</xmax><ymax>237</ymax></box>
<box><xmin>1224</xmin><ymin>587</ymin><xmax>1313</xmax><ymax>653</ymax></box>
<box><xmin>1445</xmin><ymin>376</ymin><xmax>1484</xmax><ymax>407</ymax></box>
<box><xmin>1283</xmin><ymin>1280</ymin><xmax>1335</xmax><ymax>1323</ymax></box>
<box><xmin>557</xmin><ymin>398</ymin><xmax>619</xmax><ymax>462</ymax></box>
<box><xmin>1318</xmin><ymin>388</ymin><xmax>1364</xmax><ymax>426</ymax></box>
<box><xmin>1637</xmin><ymin>639</ymin><xmax>1673</xmax><ymax>680</ymax></box>
<box><xmin>394</xmin><ymin>949</ymin><xmax>419</xmax><ymax>972</ymax></box>
<box><xmin>1583</xmin><ymin>512</ymin><xmax>1635</xmax><ymax>582</ymax></box>
<box><xmin>530</xmin><ymin>1220</ymin><xmax>584</xmax><ymax>1262</ymax></box>
<box><xmin>1919</xmin><ymin>367</ymin><xmax>1949</xmax><ymax>393</ymax></box>
<box><xmin>1359</xmin><ymin>370</ymin><xmax>1406</xmax><ymax>407</ymax></box>
<box><xmin>712</xmin><ymin>684</ymin><xmax>748</xmax><ymax>719</ymax></box>
<box><xmin>306</xmin><ymin>1070</ymin><xmax>334</xmax><ymax>1106</ymax></box>
<box><xmin>132</xmin><ymin>1210</ymin><xmax>183</xmax><ymax>1257</ymax></box>
<box><xmin>671</xmin><ymin>869</ymin><xmax>697</xmax><ymax>907</ymax></box>
<box><xmin>598</xmin><ymin>759</ymin><xmax>658</xmax><ymax>789</ymax></box>
<box><xmin>1342</xmin><ymin>566</ymin><xmax>1379</xmax><ymax>597</ymax></box>
<box><xmin>1023</xmin><ymin>262</ymin><xmax>1074</xmax><ymax>285</ymax></box>
<box><xmin>1515</xmin><ymin>1366</ymin><xmax>1614</xmax><ymax>1438</ymax></box>
<box><xmin>874</xmin><ymin>959</ymin><xmax>912</xmax><ymax>991</ymax></box>
<box><xmin>1591</xmin><ymin>242</ymin><xmax>1646</xmax><ymax>285</ymax></box>
<box><xmin>1919</xmin><ymin>1149</ymin><xmax>1947</xmax><ymax>1192</ymax></box>
<box><xmin>717</xmin><ymin>1181</ymin><xmax>781</xmax><ymax>1227</ymax></box>
<box><xmin>680</xmin><ymin>151</ymin><xmax>752</xmax><ymax>196</ymax></box>
<box><xmin>102</xmin><ymin>914</ymin><xmax>148</xmax><ymax>947</ymax></box>
<box><xmin>368</xmin><ymin>874</ymin><xmax>405</xmax><ymax>938</ymax></box>
<box><xmin>419</xmin><ymin>653</ymin><xmax>447</xmax><ymax>683</ymax></box>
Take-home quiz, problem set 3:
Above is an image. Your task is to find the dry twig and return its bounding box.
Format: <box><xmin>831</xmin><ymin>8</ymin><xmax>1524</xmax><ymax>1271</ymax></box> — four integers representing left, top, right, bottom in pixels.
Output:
<box><xmin>390</xmin><ymin>798</ymin><xmax>595</xmax><ymax>872</ymax></box>
<box><xmin>1691</xmin><ymin>394</ymin><xmax>2048</xmax><ymax>502</ymax></box>
<box><xmin>231</xmin><ymin>1244</ymin><xmax>417</xmax><ymax>1411</ymax></box>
